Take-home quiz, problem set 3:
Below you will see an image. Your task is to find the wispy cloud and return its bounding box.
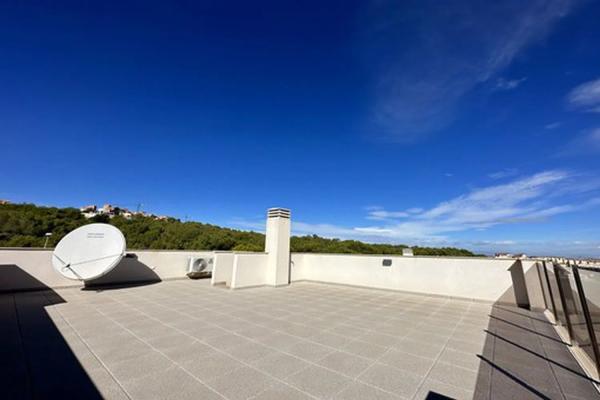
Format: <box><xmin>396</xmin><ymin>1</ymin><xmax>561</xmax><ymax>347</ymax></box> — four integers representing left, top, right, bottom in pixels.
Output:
<box><xmin>465</xmin><ymin>239</ymin><xmax>600</xmax><ymax>257</ymax></box>
<box><xmin>364</xmin><ymin>0</ymin><xmax>576</xmax><ymax>141</ymax></box>
<box><xmin>567</xmin><ymin>77</ymin><xmax>600</xmax><ymax>113</ymax></box>
<box><xmin>366</xmin><ymin>206</ymin><xmax>423</xmax><ymax>221</ymax></box>
<box><xmin>284</xmin><ymin>171</ymin><xmax>600</xmax><ymax>247</ymax></box>
<box><xmin>229</xmin><ymin>170</ymin><xmax>600</xmax><ymax>255</ymax></box>
<box><xmin>494</xmin><ymin>77</ymin><xmax>527</xmax><ymax>91</ymax></box>
<box><xmin>560</xmin><ymin>128</ymin><xmax>600</xmax><ymax>156</ymax></box>
<box><xmin>545</xmin><ymin>122</ymin><xmax>561</xmax><ymax>130</ymax></box>
<box><xmin>488</xmin><ymin>168</ymin><xmax>519</xmax><ymax>180</ymax></box>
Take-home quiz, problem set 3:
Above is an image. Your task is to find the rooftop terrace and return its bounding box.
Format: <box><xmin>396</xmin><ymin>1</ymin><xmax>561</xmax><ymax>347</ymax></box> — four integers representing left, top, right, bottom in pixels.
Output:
<box><xmin>3</xmin><ymin>279</ymin><xmax>598</xmax><ymax>400</ymax></box>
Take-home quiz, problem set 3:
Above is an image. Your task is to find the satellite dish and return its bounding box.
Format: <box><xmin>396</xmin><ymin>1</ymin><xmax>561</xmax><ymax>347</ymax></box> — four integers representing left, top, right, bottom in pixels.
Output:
<box><xmin>52</xmin><ymin>223</ymin><xmax>126</xmax><ymax>281</ymax></box>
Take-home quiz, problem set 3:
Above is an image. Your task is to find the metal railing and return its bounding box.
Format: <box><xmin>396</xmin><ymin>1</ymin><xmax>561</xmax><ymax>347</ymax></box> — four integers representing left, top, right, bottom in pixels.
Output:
<box><xmin>537</xmin><ymin>260</ymin><xmax>600</xmax><ymax>378</ymax></box>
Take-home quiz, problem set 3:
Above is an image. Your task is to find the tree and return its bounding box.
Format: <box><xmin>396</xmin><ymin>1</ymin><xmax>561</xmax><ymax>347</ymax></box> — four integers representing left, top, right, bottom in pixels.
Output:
<box><xmin>0</xmin><ymin>203</ymin><xmax>478</xmax><ymax>256</ymax></box>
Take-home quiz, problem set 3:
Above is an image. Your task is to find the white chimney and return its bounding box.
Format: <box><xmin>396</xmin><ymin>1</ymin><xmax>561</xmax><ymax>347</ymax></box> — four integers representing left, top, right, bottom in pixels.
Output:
<box><xmin>265</xmin><ymin>208</ymin><xmax>291</xmax><ymax>286</ymax></box>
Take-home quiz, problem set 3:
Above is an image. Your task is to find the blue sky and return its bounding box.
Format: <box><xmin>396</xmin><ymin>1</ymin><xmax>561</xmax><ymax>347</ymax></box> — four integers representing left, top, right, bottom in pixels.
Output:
<box><xmin>1</xmin><ymin>1</ymin><xmax>600</xmax><ymax>257</ymax></box>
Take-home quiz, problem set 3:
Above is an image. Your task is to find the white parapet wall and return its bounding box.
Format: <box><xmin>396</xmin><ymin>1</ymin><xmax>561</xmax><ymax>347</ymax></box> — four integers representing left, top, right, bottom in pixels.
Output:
<box><xmin>231</xmin><ymin>253</ymin><xmax>269</xmax><ymax>289</ymax></box>
<box><xmin>1</xmin><ymin>247</ymin><xmax>544</xmax><ymax>307</ymax></box>
<box><xmin>0</xmin><ymin>248</ymin><xmax>214</xmax><ymax>291</ymax></box>
<box><xmin>211</xmin><ymin>252</ymin><xmax>235</xmax><ymax>287</ymax></box>
<box><xmin>291</xmin><ymin>253</ymin><xmax>539</xmax><ymax>303</ymax></box>
<box><xmin>211</xmin><ymin>252</ymin><xmax>270</xmax><ymax>289</ymax></box>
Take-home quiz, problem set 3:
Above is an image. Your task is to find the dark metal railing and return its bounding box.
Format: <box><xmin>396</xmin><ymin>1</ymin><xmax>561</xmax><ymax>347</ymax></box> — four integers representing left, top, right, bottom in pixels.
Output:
<box><xmin>537</xmin><ymin>260</ymin><xmax>600</xmax><ymax>377</ymax></box>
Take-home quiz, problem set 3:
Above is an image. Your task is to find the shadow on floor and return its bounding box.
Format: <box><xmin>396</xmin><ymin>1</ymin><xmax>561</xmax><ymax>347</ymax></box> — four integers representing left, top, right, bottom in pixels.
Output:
<box><xmin>425</xmin><ymin>391</ymin><xmax>455</xmax><ymax>399</ymax></box>
<box><xmin>472</xmin><ymin>303</ymin><xmax>599</xmax><ymax>400</ymax></box>
<box><xmin>82</xmin><ymin>255</ymin><xmax>162</xmax><ymax>291</ymax></box>
<box><xmin>0</xmin><ymin>264</ymin><xmax>103</xmax><ymax>399</ymax></box>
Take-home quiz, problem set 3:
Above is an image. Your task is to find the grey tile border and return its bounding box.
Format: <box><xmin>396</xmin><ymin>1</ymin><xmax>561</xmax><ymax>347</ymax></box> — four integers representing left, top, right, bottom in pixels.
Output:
<box><xmin>426</xmin><ymin>361</ymin><xmax>479</xmax><ymax>391</ymax></box>
<box><xmin>333</xmin><ymin>381</ymin><xmax>403</xmax><ymax>400</ymax></box>
<box><xmin>224</xmin><ymin>341</ymin><xmax>275</xmax><ymax>363</ymax></box>
<box><xmin>107</xmin><ymin>351</ymin><xmax>174</xmax><ymax>382</ymax></box>
<box><xmin>317</xmin><ymin>350</ymin><xmax>374</xmax><ymax>378</ymax></box>
<box><xmin>414</xmin><ymin>378</ymin><xmax>474</xmax><ymax>400</ymax></box>
<box><xmin>206</xmin><ymin>366</ymin><xmax>278</xmax><ymax>400</ymax></box>
<box><xmin>392</xmin><ymin>338</ymin><xmax>445</xmax><ymax>360</ymax></box>
<box><xmin>252</xmin><ymin>351</ymin><xmax>312</xmax><ymax>380</ymax></box>
<box><xmin>343</xmin><ymin>339</ymin><xmax>389</xmax><ymax>359</ymax></box>
<box><xmin>250</xmin><ymin>382</ymin><xmax>314</xmax><ymax>400</ymax></box>
<box><xmin>358</xmin><ymin>362</ymin><xmax>424</xmax><ymax>399</ymax></box>
<box><xmin>286</xmin><ymin>340</ymin><xmax>336</xmax><ymax>362</ymax></box>
<box><xmin>285</xmin><ymin>364</ymin><xmax>352</xmax><ymax>399</ymax></box>
<box><xmin>120</xmin><ymin>365</ymin><xmax>224</xmax><ymax>400</ymax></box>
<box><xmin>378</xmin><ymin>349</ymin><xmax>436</xmax><ymax>377</ymax></box>
<box><xmin>437</xmin><ymin>347</ymin><xmax>482</xmax><ymax>372</ymax></box>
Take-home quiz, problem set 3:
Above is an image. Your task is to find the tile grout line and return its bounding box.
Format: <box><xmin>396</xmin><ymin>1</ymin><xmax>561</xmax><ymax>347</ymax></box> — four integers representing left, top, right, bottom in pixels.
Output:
<box><xmin>528</xmin><ymin>311</ymin><xmax>568</xmax><ymax>400</ymax></box>
<box><xmin>150</xmin><ymin>281</ymin><xmax>481</xmax><ymax>398</ymax></box>
<box><xmin>86</xmin><ymin>297</ymin><xmax>233</xmax><ymax>400</ymax></box>
<box><xmin>11</xmin><ymin>293</ymin><xmax>35</xmax><ymax>399</ymax></box>
<box><xmin>102</xmin><ymin>290</ymin><xmax>322</xmax><ymax>400</ymax></box>
<box><xmin>408</xmin><ymin>297</ymin><xmax>478</xmax><ymax>399</ymax></box>
<box><xmin>57</xmin><ymin>282</ymin><xmax>482</xmax><ymax>400</ymax></box>
<box><xmin>125</xmin><ymin>282</ymin><xmax>432</xmax><ymax>399</ymax></box>
<box><xmin>327</xmin><ymin>293</ymin><xmax>448</xmax><ymax>399</ymax></box>
<box><xmin>42</xmin><ymin>291</ymin><xmax>134</xmax><ymax>400</ymax></box>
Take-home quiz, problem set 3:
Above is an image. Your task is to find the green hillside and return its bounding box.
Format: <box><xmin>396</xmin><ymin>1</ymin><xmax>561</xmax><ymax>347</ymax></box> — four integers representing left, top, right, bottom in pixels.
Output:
<box><xmin>0</xmin><ymin>203</ymin><xmax>477</xmax><ymax>256</ymax></box>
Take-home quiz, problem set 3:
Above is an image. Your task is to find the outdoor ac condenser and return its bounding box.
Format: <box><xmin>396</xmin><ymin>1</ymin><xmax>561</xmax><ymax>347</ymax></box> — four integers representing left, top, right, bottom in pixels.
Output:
<box><xmin>186</xmin><ymin>256</ymin><xmax>213</xmax><ymax>279</ymax></box>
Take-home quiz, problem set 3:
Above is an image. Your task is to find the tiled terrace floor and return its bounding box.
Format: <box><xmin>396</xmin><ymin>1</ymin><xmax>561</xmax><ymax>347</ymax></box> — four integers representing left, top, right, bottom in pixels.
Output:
<box><xmin>2</xmin><ymin>280</ymin><xmax>599</xmax><ymax>400</ymax></box>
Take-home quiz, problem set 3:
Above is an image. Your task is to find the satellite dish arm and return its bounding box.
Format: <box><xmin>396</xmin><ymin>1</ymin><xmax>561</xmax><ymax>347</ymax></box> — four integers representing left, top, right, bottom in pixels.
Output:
<box><xmin>52</xmin><ymin>253</ymin><xmax>85</xmax><ymax>280</ymax></box>
<box><xmin>68</xmin><ymin>253</ymin><xmax>125</xmax><ymax>267</ymax></box>
<box><xmin>52</xmin><ymin>253</ymin><xmax>69</xmax><ymax>267</ymax></box>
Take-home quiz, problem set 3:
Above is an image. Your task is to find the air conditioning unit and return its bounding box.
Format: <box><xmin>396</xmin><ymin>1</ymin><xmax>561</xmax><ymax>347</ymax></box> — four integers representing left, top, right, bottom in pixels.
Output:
<box><xmin>187</xmin><ymin>256</ymin><xmax>213</xmax><ymax>279</ymax></box>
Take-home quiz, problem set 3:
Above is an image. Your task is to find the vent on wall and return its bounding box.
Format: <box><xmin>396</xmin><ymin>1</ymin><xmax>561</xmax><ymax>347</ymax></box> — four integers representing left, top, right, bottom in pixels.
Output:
<box><xmin>382</xmin><ymin>259</ymin><xmax>392</xmax><ymax>267</ymax></box>
<box><xmin>268</xmin><ymin>208</ymin><xmax>291</xmax><ymax>219</ymax></box>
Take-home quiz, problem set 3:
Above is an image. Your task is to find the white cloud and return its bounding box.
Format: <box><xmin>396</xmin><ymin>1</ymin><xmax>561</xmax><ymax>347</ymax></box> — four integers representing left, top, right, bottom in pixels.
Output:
<box><xmin>367</xmin><ymin>210</ymin><xmax>410</xmax><ymax>220</ymax></box>
<box><xmin>488</xmin><ymin>168</ymin><xmax>519</xmax><ymax>179</ymax></box>
<box><xmin>567</xmin><ymin>78</ymin><xmax>600</xmax><ymax>113</ymax></box>
<box><xmin>284</xmin><ymin>171</ymin><xmax>600</xmax><ymax>249</ymax></box>
<box><xmin>560</xmin><ymin>128</ymin><xmax>600</xmax><ymax>156</ymax></box>
<box><xmin>364</xmin><ymin>0</ymin><xmax>575</xmax><ymax>141</ymax></box>
<box><xmin>545</xmin><ymin>122</ymin><xmax>561</xmax><ymax>129</ymax></box>
<box><xmin>366</xmin><ymin>206</ymin><xmax>425</xmax><ymax>221</ymax></box>
<box><xmin>466</xmin><ymin>239</ymin><xmax>600</xmax><ymax>257</ymax></box>
<box><xmin>494</xmin><ymin>77</ymin><xmax>527</xmax><ymax>91</ymax></box>
<box><xmin>229</xmin><ymin>170</ymin><xmax>600</xmax><ymax>256</ymax></box>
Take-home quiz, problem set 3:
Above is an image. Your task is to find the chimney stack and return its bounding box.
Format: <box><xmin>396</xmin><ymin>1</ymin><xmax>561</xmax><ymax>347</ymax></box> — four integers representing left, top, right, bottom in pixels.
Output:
<box><xmin>265</xmin><ymin>208</ymin><xmax>291</xmax><ymax>286</ymax></box>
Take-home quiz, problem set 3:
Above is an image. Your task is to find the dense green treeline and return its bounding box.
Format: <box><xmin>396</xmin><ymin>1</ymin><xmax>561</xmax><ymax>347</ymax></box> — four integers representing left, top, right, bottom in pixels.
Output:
<box><xmin>0</xmin><ymin>203</ymin><xmax>477</xmax><ymax>256</ymax></box>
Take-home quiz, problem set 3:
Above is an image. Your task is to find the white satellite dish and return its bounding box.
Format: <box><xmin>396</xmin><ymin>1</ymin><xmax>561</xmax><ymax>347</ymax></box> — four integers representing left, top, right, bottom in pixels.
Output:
<box><xmin>52</xmin><ymin>223</ymin><xmax>126</xmax><ymax>281</ymax></box>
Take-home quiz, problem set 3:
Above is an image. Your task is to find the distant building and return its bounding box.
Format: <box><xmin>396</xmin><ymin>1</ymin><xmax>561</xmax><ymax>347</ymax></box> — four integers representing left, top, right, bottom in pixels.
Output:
<box><xmin>80</xmin><ymin>205</ymin><xmax>98</xmax><ymax>219</ymax></box>
<box><xmin>79</xmin><ymin>203</ymin><xmax>168</xmax><ymax>221</ymax></box>
<box><xmin>80</xmin><ymin>205</ymin><xmax>96</xmax><ymax>212</ymax></box>
<box><xmin>495</xmin><ymin>253</ymin><xmax>512</xmax><ymax>258</ymax></box>
<box><xmin>100</xmin><ymin>204</ymin><xmax>114</xmax><ymax>215</ymax></box>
